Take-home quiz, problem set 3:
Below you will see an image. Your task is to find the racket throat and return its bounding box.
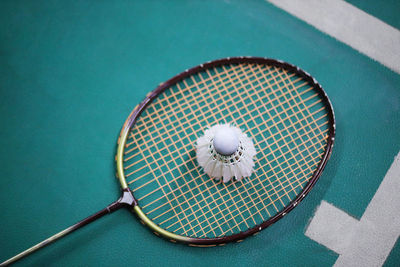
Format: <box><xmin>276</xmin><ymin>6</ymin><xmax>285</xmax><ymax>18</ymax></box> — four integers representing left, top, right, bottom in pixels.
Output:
<box><xmin>107</xmin><ymin>188</ymin><xmax>137</xmax><ymax>212</ymax></box>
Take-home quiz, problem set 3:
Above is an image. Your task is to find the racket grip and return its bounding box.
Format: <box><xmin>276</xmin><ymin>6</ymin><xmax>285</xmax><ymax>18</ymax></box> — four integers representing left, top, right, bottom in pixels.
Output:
<box><xmin>0</xmin><ymin>189</ymin><xmax>135</xmax><ymax>266</ymax></box>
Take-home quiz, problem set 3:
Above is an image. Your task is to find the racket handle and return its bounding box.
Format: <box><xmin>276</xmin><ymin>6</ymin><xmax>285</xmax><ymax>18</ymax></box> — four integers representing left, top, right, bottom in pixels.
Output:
<box><xmin>1</xmin><ymin>189</ymin><xmax>135</xmax><ymax>266</ymax></box>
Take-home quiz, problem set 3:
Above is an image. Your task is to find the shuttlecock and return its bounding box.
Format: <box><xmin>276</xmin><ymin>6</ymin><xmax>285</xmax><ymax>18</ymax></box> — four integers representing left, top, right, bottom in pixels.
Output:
<box><xmin>196</xmin><ymin>124</ymin><xmax>257</xmax><ymax>183</ymax></box>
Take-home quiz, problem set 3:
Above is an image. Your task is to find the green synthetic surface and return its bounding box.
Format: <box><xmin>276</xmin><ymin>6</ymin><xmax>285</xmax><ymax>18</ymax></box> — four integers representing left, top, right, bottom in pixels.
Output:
<box><xmin>0</xmin><ymin>0</ymin><xmax>399</xmax><ymax>266</ymax></box>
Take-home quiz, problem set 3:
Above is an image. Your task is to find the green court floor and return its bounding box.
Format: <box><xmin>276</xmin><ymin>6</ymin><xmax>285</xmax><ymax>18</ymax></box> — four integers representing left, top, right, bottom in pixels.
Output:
<box><xmin>0</xmin><ymin>1</ymin><xmax>399</xmax><ymax>266</ymax></box>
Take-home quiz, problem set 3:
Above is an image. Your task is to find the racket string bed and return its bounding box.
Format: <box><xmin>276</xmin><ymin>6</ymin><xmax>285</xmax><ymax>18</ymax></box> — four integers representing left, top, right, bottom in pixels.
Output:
<box><xmin>124</xmin><ymin>62</ymin><xmax>330</xmax><ymax>238</ymax></box>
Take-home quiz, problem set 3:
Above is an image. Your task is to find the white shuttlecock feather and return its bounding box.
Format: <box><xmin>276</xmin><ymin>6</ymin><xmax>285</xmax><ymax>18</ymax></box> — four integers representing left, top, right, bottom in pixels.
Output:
<box><xmin>196</xmin><ymin>124</ymin><xmax>257</xmax><ymax>183</ymax></box>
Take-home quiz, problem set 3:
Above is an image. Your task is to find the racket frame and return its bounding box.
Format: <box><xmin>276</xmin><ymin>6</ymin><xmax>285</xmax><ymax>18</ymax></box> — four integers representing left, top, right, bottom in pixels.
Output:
<box><xmin>116</xmin><ymin>57</ymin><xmax>336</xmax><ymax>246</ymax></box>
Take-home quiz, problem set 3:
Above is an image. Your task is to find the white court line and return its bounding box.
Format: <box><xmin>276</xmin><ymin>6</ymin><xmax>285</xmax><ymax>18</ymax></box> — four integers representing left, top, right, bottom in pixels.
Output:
<box><xmin>305</xmin><ymin>201</ymin><xmax>359</xmax><ymax>255</ymax></box>
<box><xmin>267</xmin><ymin>0</ymin><xmax>400</xmax><ymax>74</ymax></box>
<box><xmin>306</xmin><ymin>152</ymin><xmax>400</xmax><ymax>266</ymax></box>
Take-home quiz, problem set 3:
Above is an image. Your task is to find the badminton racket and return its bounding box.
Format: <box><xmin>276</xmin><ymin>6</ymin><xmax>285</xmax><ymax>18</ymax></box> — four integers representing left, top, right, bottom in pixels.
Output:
<box><xmin>1</xmin><ymin>57</ymin><xmax>335</xmax><ymax>265</ymax></box>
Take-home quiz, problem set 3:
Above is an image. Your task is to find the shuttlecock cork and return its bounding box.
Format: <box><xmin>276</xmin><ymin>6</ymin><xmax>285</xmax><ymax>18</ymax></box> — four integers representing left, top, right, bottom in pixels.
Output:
<box><xmin>196</xmin><ymin>124</ymin><xmax>256</xmax><ymax>183</ymax></box>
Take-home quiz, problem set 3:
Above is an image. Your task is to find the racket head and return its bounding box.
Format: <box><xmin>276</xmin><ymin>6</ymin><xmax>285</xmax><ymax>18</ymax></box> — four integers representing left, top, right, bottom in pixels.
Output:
<box><xmin>115</xmin><ymin>57</ymin><xmax>335</xmax><ymax>246</ymax></box>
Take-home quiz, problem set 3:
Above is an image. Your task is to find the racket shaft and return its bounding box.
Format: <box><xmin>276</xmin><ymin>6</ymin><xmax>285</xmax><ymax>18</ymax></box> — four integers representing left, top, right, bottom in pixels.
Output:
<box><xmin>1</xmin><ymin>201</ymin><xmax>123</xmax><ymax>266</ymax></box>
